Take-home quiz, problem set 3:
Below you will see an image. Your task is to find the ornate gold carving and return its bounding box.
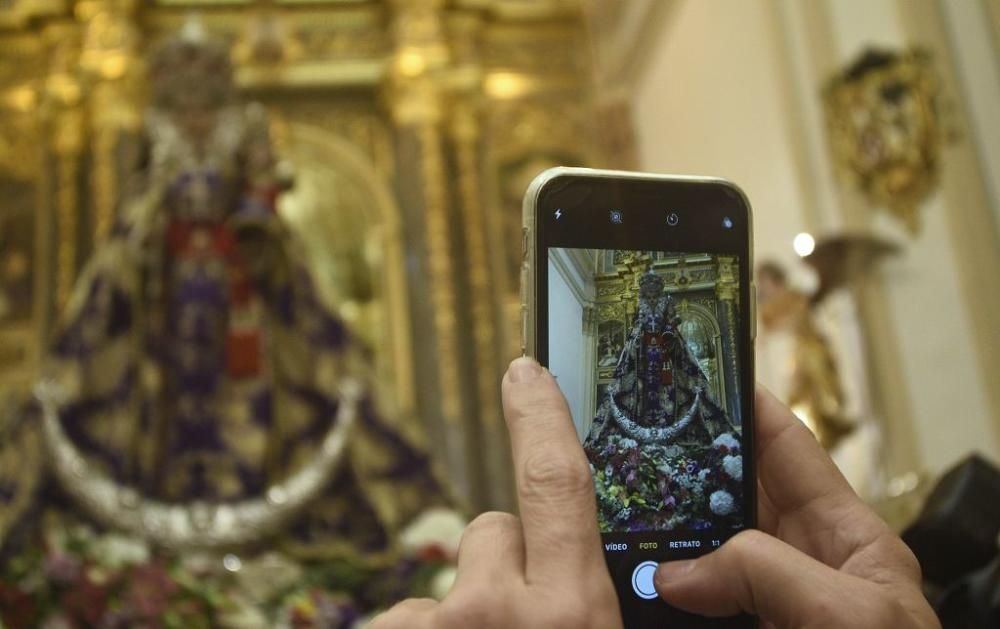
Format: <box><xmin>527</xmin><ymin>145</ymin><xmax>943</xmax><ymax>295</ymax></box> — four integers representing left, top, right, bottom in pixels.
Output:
<box><xmin>824</xmin><ymin>48</ymin><xmax>950</xmax><ymax>234</ymax></box>
<box><xmin>715</xmin><ymin>255</ymin><xmax>737</xmax><ymax>302</ymax></box>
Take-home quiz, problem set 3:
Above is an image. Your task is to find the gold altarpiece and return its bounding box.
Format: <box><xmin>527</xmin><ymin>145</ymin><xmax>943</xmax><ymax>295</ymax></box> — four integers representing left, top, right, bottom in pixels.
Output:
<box><xmin>0</xmin><ymin>0</ymin><xmax>628</xmax><ymax>512</ymax></box>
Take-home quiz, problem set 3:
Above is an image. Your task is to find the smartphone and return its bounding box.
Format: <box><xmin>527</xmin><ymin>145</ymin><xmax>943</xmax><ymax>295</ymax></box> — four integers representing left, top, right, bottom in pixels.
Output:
<box><xmin>521</xmin><ymin>167</ymin><xmax>756</xmax><ymax>628</ymax></box>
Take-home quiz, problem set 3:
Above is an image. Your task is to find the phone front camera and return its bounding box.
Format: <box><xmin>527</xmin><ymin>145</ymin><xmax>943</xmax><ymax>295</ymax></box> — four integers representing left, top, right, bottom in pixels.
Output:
<box><xmin>666</xmin><ymin>212</ymin><xmax>680</xmax><ymax>226</ymax></box>
<box><xmin>610</xmin><ymin>210</ymin><xmax>624</xmax><ymax>224</ymax></box>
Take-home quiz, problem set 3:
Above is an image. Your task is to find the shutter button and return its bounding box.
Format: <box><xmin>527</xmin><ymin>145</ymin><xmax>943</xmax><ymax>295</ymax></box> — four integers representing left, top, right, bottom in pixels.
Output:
<box><xmin>631</xmin><ymin>561</ymin><xmax>659</xmax><ymax>600</ymax></box>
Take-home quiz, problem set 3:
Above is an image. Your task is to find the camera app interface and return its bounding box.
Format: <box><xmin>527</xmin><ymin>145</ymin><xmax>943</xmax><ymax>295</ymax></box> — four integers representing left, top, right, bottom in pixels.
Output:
<box><xmin>547</xmin><ymin>248</ymin><xmax>746</xmax><ymax>541</ymax></box>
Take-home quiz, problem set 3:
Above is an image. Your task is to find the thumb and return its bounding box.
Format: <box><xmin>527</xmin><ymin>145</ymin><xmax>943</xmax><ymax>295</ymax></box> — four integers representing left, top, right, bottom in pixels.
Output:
<box><xmin>654</xmin><ymin>530</ymin><xmax>858</xmax><ymax>626</ymax></box>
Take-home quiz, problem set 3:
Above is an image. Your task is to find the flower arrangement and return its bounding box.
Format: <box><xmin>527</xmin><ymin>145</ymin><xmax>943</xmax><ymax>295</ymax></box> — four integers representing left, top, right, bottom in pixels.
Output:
<box><xmin>587</xmin><ymin>431</ymin><xmax>744</xmax><ymax>533</ymax></box>
<box><xmin>0</xmin><ymin>509</ymin><xmax>464</xmax><ymax>628</ymax></box>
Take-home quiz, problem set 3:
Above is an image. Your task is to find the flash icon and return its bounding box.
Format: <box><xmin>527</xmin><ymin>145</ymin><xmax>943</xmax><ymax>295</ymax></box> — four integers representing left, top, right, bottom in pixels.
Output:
<box><xmin>555</xmin><ymin>208</ymin><xmax>563</xmax><ymax>220</ymax></box>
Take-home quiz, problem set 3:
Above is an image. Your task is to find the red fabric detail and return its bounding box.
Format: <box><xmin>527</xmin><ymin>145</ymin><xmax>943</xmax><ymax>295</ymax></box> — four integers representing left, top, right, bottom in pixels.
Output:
<box><xmin>226</xmin><ymin>331</ymin><xmax>261</xmax><ymax>377</ymax></box>
<box><xmin>166</xmin><ymin>220</ymin><xmax>237</xmax><ymax>259</ymax></box>
<box><xmin>228</xmin><ymin>264</ymin><xmax>254</xmax><ymax>304</ymax></box>
<box><xmin>662</xmin><ymin>365</ymin><xmax>673</xmax><ymax>385</ymax></box>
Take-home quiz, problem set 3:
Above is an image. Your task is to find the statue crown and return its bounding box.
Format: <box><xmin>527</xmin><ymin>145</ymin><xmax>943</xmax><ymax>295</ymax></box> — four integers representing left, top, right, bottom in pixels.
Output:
<box><xmin>148</xmin><ymin>17</ymin><xmax>235</xmax><ymax>112</ymax></box>
<box><xmin>638</xmin><ymin>271</ymin><xmax>665</xmax><ymax>294</ymax></box>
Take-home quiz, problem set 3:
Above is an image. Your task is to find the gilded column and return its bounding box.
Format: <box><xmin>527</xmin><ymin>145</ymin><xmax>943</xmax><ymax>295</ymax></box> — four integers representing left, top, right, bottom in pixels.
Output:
<box><xmin>386</xmin><ymin>0</ymin><xmax>470</xmax><ymax>495</ymax></box>
<box><xmin>448</xmin><ymin>15</ymin><xmax>500</xmax><ymax>428</ymax></box>
<box><xmin>78</xmin><ymin>0</ymin><xmax>142</xmax><ymax>244</ymax></box>
<box><xmin>715</xmin><ymin>255</ymin><xmax>742</xmax><ymax>423</ymax></box>
<box><xmin>41</xmin><ymin>22</ymin><xmax>86</xmax><ymax>310</ymax></box>
<box><xmin>447</xmin><ymin>10</ymin><xmax>516</xmax><ymax>510</ymax></box>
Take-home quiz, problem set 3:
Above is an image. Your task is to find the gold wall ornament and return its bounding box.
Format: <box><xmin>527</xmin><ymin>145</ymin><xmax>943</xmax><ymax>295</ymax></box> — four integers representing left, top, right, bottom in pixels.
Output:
<box><xmin>271</xmin><ymin>119</ymin><xmax>418</xmax><ymax>418</ymax></box>
<box><xmin>35</xmin><ymin>377</ymin><xmax>360</xmax><ymax>551</ymax></box>
<box><xmin>824</xmin><ymin>48</ymin><xmax>947</xmax><ymax>234</ymax></box>
<box><xmin>232</xmin><ymin>0</ymin><xmax>305</xmax><ymax>66</ymax></box>
<box><xmin>40</xmin><ymin>21</ymin><xmax>87</xmax><ymax>310</ymax></box>
<box><xmin>78</xmin><ymin>0</ymin><xmax>144</xmax><ymax>245</ymax></box>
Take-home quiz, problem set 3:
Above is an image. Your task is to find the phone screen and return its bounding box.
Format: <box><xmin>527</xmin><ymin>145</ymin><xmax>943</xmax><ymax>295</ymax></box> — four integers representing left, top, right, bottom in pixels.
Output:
<box><xmin>530</xmin><ymin>171</ymin><xmax>756</xmax><ymax>628</ymax></box>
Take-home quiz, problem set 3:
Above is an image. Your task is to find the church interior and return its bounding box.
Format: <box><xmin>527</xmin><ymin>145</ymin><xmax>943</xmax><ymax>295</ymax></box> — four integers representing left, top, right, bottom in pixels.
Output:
<box><xmin>0</xmin><ymin>0</ymin><xmax>998</xmax><ymax>626</ymax></box>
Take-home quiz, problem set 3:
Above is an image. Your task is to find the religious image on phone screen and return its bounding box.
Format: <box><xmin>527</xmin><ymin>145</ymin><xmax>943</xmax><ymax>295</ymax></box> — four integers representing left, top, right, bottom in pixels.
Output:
<box><xmin>547</xmin><ymin>248</ymin><xmax>746</xmax><ymax>538</ymax></box>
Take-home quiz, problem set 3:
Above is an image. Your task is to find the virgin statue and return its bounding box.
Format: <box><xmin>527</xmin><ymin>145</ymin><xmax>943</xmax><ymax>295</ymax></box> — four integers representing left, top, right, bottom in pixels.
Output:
<box><xmin>585</xmin><ymin>272</ymin><xmax>743</xmax><ymax>533</ymax></box>
<box><xmin>0</xmin><ymin>24</ymin><xmax>457</xmax><ymax>628</ymax></box>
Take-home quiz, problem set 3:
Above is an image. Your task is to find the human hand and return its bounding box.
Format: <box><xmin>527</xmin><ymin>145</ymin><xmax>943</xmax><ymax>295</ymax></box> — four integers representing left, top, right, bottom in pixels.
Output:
<box><xmin>655</xmin><ymin>385</ymin><xmax>940</xmax><ymax>629</ymax></box>
<box><xmin>370</xmin><ymin>357</ymin><xmax>622</xmax><ymax>629</ymax></box>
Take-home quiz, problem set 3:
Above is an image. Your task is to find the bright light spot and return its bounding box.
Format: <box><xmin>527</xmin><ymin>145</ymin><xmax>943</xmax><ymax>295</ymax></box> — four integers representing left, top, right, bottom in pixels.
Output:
<box><xmin>223</xmin><ymin>553</ymin><xmax>242</xmax><ymax>572</ymax></box>
<box><xmin>484</xmin><ymin>72</ymin><xmax>531</xmax><ymax>99</ymax></box>
<box><xmin>396</xmin><ymin>49</ymin><xmax>427</xmax><ymax>77</ymax></box>
<box><xmin>790</xmin><ymin>404</ymin><xmax>818</xmax><ymax>438</ymax></box>
<box><xmin>793</xmin><ymin>232</ymin><xmax>815</xmax><ymax>257</ymax></box>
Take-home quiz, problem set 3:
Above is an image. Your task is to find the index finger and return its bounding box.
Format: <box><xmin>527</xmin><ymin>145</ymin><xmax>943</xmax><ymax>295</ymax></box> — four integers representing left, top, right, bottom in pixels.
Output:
<box><xmin>501</xmin><ymin>357</ymin><xmax>605</xmax><ymax>585</ymax></box>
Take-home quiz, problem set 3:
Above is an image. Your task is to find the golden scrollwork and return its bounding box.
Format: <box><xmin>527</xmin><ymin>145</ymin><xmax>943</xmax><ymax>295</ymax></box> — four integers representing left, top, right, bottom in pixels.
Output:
<box><xmin>824</xmin><ymin>48</ymin><xmax>949</xmax><ymax>234</ymax></box>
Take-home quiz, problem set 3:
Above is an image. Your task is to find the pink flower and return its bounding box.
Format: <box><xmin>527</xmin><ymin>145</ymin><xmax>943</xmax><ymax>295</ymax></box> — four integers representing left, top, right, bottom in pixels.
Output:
<box><xmin>125</xmin><ymin>563</ymin><xmax>177</xmax><ymax>620</ymax></box>
<box><xmin>44</xmin><ymin>552</ymin><xmax>82</xmax><ymax>585</ymax></box>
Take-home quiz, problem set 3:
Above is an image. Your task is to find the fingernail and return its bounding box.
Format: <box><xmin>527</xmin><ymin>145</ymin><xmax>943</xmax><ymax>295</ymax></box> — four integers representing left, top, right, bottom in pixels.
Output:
<box><xmin>508</xmin><ymin>357</ymin><xmax>542</xmax><ymax>382</ymax></box>
<box><xmin>655</xmin><ymin>560</ymin><xmax>695</xmax><ymax>589</ymax></box>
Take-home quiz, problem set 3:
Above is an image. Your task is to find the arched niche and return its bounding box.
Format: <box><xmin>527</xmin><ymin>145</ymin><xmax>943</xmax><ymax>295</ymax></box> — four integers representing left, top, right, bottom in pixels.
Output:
<box><xmin>273</xmin><ymin>122</ymin><xmax>414</xmax><ymax>416</ymax></box>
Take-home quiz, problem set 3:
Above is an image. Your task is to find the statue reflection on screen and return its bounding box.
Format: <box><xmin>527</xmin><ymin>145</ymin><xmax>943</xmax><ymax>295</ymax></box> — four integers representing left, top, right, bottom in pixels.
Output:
<box><xmin>0</xmin><ymin>23</ymin><xmax>456</xmax><ymax>625</ymax></box>
<box><xmin>585</xmin><ymin>272</ymin><xmax>743</xmax><ymax>533</ymax></box>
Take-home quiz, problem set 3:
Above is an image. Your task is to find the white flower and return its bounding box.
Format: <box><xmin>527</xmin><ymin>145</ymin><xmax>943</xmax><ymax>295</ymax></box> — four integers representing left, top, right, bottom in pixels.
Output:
<box><xmin>698</xmin><ymin>468</ymin><xmax>711</xmax><ymax>482</ymax></box>
<box><xmin>430</xmin><ymin>566</ymin><xmax>458</xmax><ymax>600</ymax></box>
<box><xmin>235</xmin><ymin>552</ymin><xmax>304</xmax><ymax>602</ymax></box>
<box><xmin>217</xmin><ymin>601</ymin><xmax>270</xmax><ymax>629</ymax></box>
<box><xmin>91</xmin><ymin>533</ymin><xmax>149</xmax><ymax>570</ymax></box>
<box><xmin>399</xmin><ymin>508</ymin><xmax>467</xmax><ymax>558</ymax></box>
<box><xmin>41</xmin><ymin>615</ymin><xmax>73</xmax><ymax>629</ymax></box>
<box><xmin>712</xmin><ymin>433</ymin><xmax>740</xmax><ymax>452</ymax></box>
<box><xmin>723</xmin><ymin>455</ymin><xmax>743</xmax><ymax>481</ymax></box>
<box><xmin>709</xmin><ymin>490</ymin><xmax>736</xmax><ymax>516</ymax></box>
<box><xmin>617</xmin><ymin>437</ymin><xmax>638</xmax><ymax>450</ymax></box>
<box><xmin>675</xmin><ymin>473</ymin><xmax>696</xmax><ymax>490</ymax></box>
<box><xmin>657</xmin><ymin>462</ymin><xmax>674</xmax><ymax>476</ymax></box>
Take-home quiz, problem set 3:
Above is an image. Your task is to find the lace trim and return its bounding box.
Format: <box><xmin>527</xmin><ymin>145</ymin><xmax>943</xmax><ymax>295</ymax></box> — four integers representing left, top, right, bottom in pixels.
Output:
<box><xmin>35</xmin><ymin>378</ymin><xmax>359</xmax><ymax>551</ymax></box>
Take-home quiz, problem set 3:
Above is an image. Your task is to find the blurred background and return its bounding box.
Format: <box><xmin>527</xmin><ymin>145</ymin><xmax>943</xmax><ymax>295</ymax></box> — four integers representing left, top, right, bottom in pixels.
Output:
<box><xmin>0</xmin><ymin>0</ymin><xmax>997</xmax><ymax>626</ymax></box>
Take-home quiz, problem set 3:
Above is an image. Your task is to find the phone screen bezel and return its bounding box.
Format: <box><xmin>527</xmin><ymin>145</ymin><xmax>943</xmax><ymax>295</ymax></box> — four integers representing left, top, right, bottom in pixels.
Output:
<box><xmin>529</xmin><ymin>170</ymin><xmax>757</xmax><ymax>626</ymax></box>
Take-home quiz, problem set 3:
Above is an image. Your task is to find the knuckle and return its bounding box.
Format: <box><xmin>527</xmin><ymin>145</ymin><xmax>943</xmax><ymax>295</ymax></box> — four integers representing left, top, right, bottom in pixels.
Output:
<box><xmin>520</xmin><ymin>450</ymin><xmax>593</xmax><ymax>501</ymax></box>
<box><xmin>437</xmin><ymin>588</ymin><xmax>503</xmax><ymax>628</ymax></box>
<box><xmin>721</xmin><ymin>529</ymin><xmax>768</xmax><ymax>561</ymax></box>
<box><xmin>466</xmin><ymin>510</ymin><xmax>519</xmax><ymax>535</ymax></box>
<box><xmin>857</xmin><ymin>583</ymin><xmax>922</xmax><ymax>628</ymax></box>
<box><xmin>368</xmin><ymin>601</ymin><xmax>423</xmax><ymax>629</ymax></box>
<box><xmin>871</xmin><ymin>597</ymin><xmax>908</xmax><ymax>627</ymax></box>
